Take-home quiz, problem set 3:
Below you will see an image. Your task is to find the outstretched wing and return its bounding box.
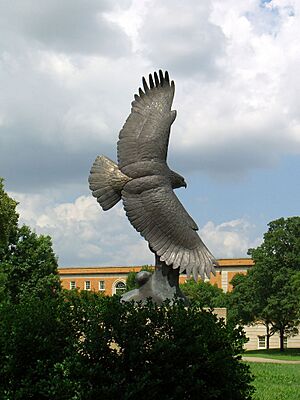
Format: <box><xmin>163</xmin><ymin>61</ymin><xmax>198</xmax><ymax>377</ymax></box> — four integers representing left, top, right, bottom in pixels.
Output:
<box><xmin>122</xmin><ymin>177</ymin><xmax>217</xmax><ymax>280</ymax></box>
<box><xmin>117</xmin><ymin>70</ymin><xmax>176</xmax><ymax>170</ymax></box>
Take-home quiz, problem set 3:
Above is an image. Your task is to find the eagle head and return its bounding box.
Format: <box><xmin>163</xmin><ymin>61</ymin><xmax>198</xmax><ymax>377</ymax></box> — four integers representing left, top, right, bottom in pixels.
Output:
<box><xmin>170</xmin><ymin>170</ymin><xmax>187</xmax><ymax>189</ymax></box>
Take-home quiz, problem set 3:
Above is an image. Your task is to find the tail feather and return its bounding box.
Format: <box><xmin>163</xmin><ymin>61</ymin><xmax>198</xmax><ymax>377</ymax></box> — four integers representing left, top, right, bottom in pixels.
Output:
<box><xmin>89</xmin><ymin>156</ymin><xmax>131</xmax><ymax>211</ymax></box>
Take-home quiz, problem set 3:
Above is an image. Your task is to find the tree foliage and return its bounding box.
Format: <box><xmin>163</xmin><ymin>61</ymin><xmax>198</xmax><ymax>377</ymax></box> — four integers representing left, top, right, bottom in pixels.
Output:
<box><xmin>248</xmin><ymin>217</ymin><xmax>300</xmax><ymax>271</ymax></box>
<box><xmin>228</xmin><ymin>273</ymin><xmax>258</xmax><ymax>326</ymax></box>
<box><xmin>0</xmin><ymin>293</ymin><xmax>71</xmax><ymax>399</ymax></box>
<box><xmin>0</xmin><ymin>293</ymin><xmax>254</xmax><ymax>400</ymax></box>
<box><xmin>264</xmin><ymin>267</ymin><xmax>300</xmax><ymax>350</ymax></box>
<box><xmin>180</xmin><ymin>278</ymin><xmax>228</xmax><ymax>308</ymax></box>
<box><xmin>0</xmin><ymin>178</ymin><xmax>18</xmax><ymax>258</ymax></box>
<box><xmin>0</xmin><ymin>177</ymin><xmax>60</xmax><ymax>303</ymax></box>
<box><xmin>229</xmin><ymin>217</ymin><xmax>300</xmax><ymax>351</ymax></box>
<box><xmin>2</xmin><ymin>225</ymin><xmax>60</xmax><ymax>303</ymax></box>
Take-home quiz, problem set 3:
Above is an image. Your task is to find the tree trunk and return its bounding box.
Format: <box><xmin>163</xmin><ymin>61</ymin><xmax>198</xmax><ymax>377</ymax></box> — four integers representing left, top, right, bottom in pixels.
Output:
<box><xmin>266</xmin><ymin>323</ymin><xmax>270</xmax><ymax>349</ymax></box>
<box><xmin>279</xmin><ymin>328</ymin><xmax>285</xmax><ymax>352</ymax></box>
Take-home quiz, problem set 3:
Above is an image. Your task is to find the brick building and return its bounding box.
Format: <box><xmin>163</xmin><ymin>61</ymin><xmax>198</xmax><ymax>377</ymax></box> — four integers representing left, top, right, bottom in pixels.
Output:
<box><xmin>58</xmin><ymin>258</ymin><xmax>253</xmax><ymax>296</ymax></box>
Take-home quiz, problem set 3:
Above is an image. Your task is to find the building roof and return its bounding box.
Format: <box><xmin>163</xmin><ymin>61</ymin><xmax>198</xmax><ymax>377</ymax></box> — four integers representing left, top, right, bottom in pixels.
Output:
<box><xmin>58</xmin><ymin>258</ymin><xmax>254</xmax><ymax>275</ymax></box>
<box><xmin>58</xmin><ymin>266</ymin><xmax>143</xmax><ymax>275</ymax></box>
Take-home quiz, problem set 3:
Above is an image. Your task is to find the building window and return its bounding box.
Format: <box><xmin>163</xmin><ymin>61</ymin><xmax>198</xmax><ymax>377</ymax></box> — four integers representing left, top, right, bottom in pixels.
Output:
<box><xmin>70</xmin><ymin>281</ymin><xmax>76</xmax><ymax>290</ymax></box>
<box><xmin>258</xmin><ymin>335</ymin><xmax>266</xmax><ymax>349</ymax></box>
<box><xmin>84</xmin><ymin>281</ymin><xmax>91</xmax><ymax>291</ymax></box>
<box><xmin>114</xmin><ymin>281</ymin><xmax>126</xmax><ymax>295</ymax></box>
<box><xmin>99</xmin><ymin>280</ymin><xmax>105</xmax><ymax>291</ymax></box>
<box><xmin>221</xmin><ymin>270</ymin><xmax>228</xmax><ymax>293</ymax></box>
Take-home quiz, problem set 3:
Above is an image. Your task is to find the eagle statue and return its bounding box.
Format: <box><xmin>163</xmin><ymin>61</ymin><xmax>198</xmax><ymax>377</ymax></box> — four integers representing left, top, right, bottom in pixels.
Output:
<box><xmin>89</xmin><ymin>70</ymin><xmax>217</xmax><ymax>302</ymax></box>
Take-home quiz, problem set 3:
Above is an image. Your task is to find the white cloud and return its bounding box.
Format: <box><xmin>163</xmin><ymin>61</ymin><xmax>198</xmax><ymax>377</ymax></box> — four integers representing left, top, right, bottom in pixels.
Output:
<box><xmin>12</xmin><ymin>192</ymin><xmax>153</xmax><ymax>267</ymax></box>
<box><xmin>105</xmin><ymin>0</ymin><xmax>300</xmax><ymax>179</ymax></box>
<box><xmin>1</xmin><ymin>0</ymin><xmax>300</xmax><ymax>192</ymax></box>
<box><xmin>137</xmin><ymin>0</ymin><xmax>226</xmax><ymax>77</ymax></box>
<box><xmin>200</xmin><ymin>218</ymin><xmax>261</xmax><ymax>258</ymax></box>
<box><xmin>0</xmin><ymin>0</ymin><xmax>131</xmax><ymax>57</ymax></box>
<box><xmin>165</xmin><ymin>0</ymin><xmax>300</xmax><ymax>176</ymax></box>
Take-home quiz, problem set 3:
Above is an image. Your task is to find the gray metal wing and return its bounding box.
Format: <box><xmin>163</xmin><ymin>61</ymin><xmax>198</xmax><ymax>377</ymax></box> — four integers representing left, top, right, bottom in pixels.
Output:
<box><xmin>117</xmin><ymin>71</ymin><xmax>176</xmax><ymax>170</ymax></box>
<box><xmin>122</xmin><ymin>176</ymin><xmax>217</xmax><ymax>280</ymax></box>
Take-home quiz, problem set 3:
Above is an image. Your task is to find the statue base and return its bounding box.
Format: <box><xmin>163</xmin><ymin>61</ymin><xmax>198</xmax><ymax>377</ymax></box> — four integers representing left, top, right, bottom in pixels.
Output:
<box><xmin>121</xmin><ymin>255</ymin><xmax>188</xmax><ymax>305</ymax></box>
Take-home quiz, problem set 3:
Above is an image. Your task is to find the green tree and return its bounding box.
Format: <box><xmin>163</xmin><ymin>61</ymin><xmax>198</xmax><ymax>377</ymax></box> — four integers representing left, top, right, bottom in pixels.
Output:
<box><xmin>0</xmin><ymin>178</ymin><xmax>60</xmax><ymax>303</ymax></box>
<box><xmin>227</xmin><ymin>274</ymin><xmax>257</xmax><ymax>326</ymax></box>
<box><xmin>291</xmin><ymin>271</ymin><xmax>300</xmax><ymax>296</ymax></box>
<box><xmin>228</xmin><ymin>265</ymin><xmax>300</xmax><ymax>349</ymax></box>
<box><xmin>230</xmin><ymin>217</ymin><xmax>300</xmax><ymax>351</ymax></box>
<box><xmin>248</xmin><ymin>217</ymin><xmax>300</xmax><ymax>271</ymax></box>
<box><xmin>264</xmin><ymin>268</ymin><xmax>300</xmax><ymax>351</ymax></box>
<box><xmin>2</xmin><ymin>225</ymin><xmax>60</xmax><ymax>303</ymax></box>
<box><xmin>249</xmin><ymin>217</ymin><xmax>300</xmax><ymax>351</ymax></box>
<box><xmin>228</xmin><ymin>268</ymin><xmax>277</xmax><ymax>348</ymax></box>
<box><xmin>0</xmin><ymin>179</ymin><xmax>19</xmax><ymax>302</ymax></box>
<box><xmin>0</xmin><ymin>178</ymin><xmax>18</xmax><ymax>255</ymax></box>
<box><xmin>180</xmin><ymin>279</ymin><xmax>228</xmax><ymax>308</ymax></box>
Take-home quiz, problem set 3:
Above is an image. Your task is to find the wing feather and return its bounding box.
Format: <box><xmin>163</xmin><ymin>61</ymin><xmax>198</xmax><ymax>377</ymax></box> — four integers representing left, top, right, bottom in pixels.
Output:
<box><xmin>117</xmin><ymin>70</ymin><xmax>176</xmax><ymax>171</ymax></box>
<box><xmin>122</xmin><ymin>177</ymin><xmax>217</xmax><ymax>280</ymax></box>
<box><xmin>172</xmin><ymin>251</ymin><xmax>182</xmax><ymax>270</ymax></box>
<box><xmin>160</xmin><ymin>242</ymin><xmax>176</xmax><ymax>260</ymax></box>
<box><xmin>154</xmin><ymin>235</ymin><xmax>170</xmax><ymax>253</ymax></box>
<box><xmin>165</xmin><ymin>247</ymin><xmax>178</xmax><ymax>266</ymax></box>
<box><xmin>157</xmin><ymin>240</ymin><xmax>173</xmax><ymax>258</ymax></box>
<box><xmin>180</xmin><ymin>250</ymin><xmax>190</xmax><ymax>271</ymax></box>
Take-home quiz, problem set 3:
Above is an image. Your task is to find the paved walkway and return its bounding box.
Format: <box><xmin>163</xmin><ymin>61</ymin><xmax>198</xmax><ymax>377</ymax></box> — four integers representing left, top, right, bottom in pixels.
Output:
<box><xmin>242</xmin><ymin>356</ymin><xmax>300</xmax><ymax>364</ymax></box>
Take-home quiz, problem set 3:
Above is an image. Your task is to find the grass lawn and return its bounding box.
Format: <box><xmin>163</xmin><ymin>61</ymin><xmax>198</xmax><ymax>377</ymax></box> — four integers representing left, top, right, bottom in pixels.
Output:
<box><xmin>248</xmin><ymin>362</ymin><xmax>300</xmax><ymax>400</ymax></box>
<box><xmin>245</xmin><ymin>348</ymin><xmax>300</xmax><ymax>361</ymax></box>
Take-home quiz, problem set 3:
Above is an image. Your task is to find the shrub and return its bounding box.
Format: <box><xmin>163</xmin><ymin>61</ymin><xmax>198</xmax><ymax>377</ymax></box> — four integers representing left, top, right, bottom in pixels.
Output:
<box><xmin>0</xmin><ymin>294</ymin><xmax>71</xmax><ymax>399</ymax></box>
<box><xmin>0</xmin><ymin>293</ymin><xmax>254</xmax><ymax>399</ymax></box>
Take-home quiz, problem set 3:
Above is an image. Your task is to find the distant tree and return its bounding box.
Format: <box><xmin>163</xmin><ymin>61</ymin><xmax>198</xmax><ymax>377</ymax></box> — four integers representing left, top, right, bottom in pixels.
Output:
<box><xmin>229</xmin><ymin>217</ymin><xmax>300</xmax><ymax>351</ymax></box>
<box><xmin>0</xmin><ymin>178</ymin><xmax>60</xmax><ymax>303</ymax></box>
<box><xmin>291</xmin><ymin>271</ymin><xmax>300</xmax><ymax>322</ymax></box>
<box><xmin>227</xmin><ymin>274</ymin><xmax>256</xmax><ymax>325</ymax></box>
<box><xmin>126</xmin><ymin>271</ymin><xmax>138</xmax><ymax>292</ymax></box>
<box><xmin>263</xmin><ymin>267</ymin><xmax>300</xmax><ymax>351</ymax></box>
<box><xmin>231</xmin><ymin>268</ymin><xmax>300</xmax><ymax>350</ymax></box>
<box><xmin>291</xmin><ymin>271</ymin><xmax>300</xmax><ymax>295</ymax></box>
<box><xmin>180</xmin><ymin>279</ymin><xmax>228</xmax><ymax>309</ymax></box>
<box><xmin>0</xmin><ymin>271</ymin><xmax>7</xmax><ymax>303</ymax></box>
<box><xmin>2</xmin><ymin>225</ymin><xmax>60</xmax><ymax>303</ymax></box>
<box><xmin>249</xmin><ymin>217</ymin><xmax>300</xmax><ymax>351</ymax></box>
<box><xmin>228</xmin><ymin>268</ymin><xmax>277</xmax><ymax>348</ymax></box>
<box><xmin>0</xmin><ymin>178</ymin><xmax>18</xmax><ymax>259</ymax></box>
<box><xmin>248</xmin><ymin>217</ymin><xmax>300</xmax><ymax>272</ymax></box>
<box><xmin>0</xmin><ymin>179</ymin><xmax>19</xmax><ymax>303</ymax></box>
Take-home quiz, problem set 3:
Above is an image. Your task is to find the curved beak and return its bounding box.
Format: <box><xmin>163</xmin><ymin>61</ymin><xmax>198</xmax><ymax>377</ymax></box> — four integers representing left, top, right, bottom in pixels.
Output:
<box><xmin>183</xmin><ymin>182</ymin><xmax>187</xmax><ymax>188</ymax></box>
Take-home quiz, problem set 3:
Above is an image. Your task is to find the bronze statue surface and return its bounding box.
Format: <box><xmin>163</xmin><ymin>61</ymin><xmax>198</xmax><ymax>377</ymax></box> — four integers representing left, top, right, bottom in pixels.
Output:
<box><xmin>89</xmin><ymin>70</ymin><xmax>217</xmax><ymax>303</ymax></box>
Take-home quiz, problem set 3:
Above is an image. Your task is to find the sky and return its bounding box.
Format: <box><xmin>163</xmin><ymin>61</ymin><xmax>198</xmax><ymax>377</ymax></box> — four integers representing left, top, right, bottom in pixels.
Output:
<box><xmin>0</xmin><ymin>0</ymin><xmax>299</xmax><ymax>267</ymax></box>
